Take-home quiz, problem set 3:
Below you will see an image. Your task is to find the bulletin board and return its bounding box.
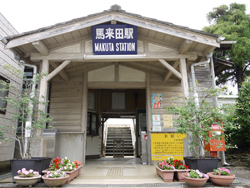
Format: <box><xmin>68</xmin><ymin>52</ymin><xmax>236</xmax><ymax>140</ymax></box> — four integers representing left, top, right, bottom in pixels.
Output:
<box><xmin>151</xmin><ymin>133</ymin><xmax>186</xmax><ymax>160</ymax></box>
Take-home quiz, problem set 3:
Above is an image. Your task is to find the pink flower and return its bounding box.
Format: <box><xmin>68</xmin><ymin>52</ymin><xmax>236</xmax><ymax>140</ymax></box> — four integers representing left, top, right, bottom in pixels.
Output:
<box><xmin>23</xmin><ymin>171</ymin><xmax>29</xmax><ymax>175</ymax></box>
<box><xmin>219</xmin><ymin>172</ymin><xmax>221</xmax><ymax>175</ymax></box>
<box><xmin>17</xmin><ymin>170</ymin><xmax>21</xmax><ymax>174</ymax></box>
<box><xmin>21</xmin><ymin>168</ymin><xmax>26</xmax><ymax>173</ymax></box>
<box><xmin>34</xmin><ymin>171</ymin><xmax>39</xmax><ymax>175</ymax></box>
<box><xmin>29</xmin><ymin>169</ymin><xmax>33</xmax><ymax>173</ymax></box>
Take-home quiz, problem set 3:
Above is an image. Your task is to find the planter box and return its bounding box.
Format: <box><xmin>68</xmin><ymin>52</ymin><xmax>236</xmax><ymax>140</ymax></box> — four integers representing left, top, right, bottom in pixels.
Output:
<box><xmin>154</xmin><ymin>165</ymin><xmax>174</xmax><ymax>182</ymax></box>
<box><xmin>182</xmin><ymin>173</ymin><xmax>208</xmax><ymax>187</ymax></box>
<box><xmin>10</xmin><ymin>157</ymin><xmax>51</xmax><ymax>183</ymax></box>
<box><xmin>207</xmin><ymin>172</ymin><xmax>235</xmax><ymax>186</ymax></box>
<box><xmin>43</xmin><ymin>165</ymin><xmax>82</xmax><ymax>184</ymax></box>
<box><xmin>184</xmin><ymin>156</ymin><xmax>221</xmax><ymax>174</ymax></box>
<box><xmin>14</xmin><ymin>175</ymin><xmax>41</xmax><ymax>187</ymax></box>
<box><xmin>175</xmin><ymin>169</ymin><xmax>190</xmax><ymax>182</ymax></box>
<box><xmin>42</xmin><ymin>174</ymin><xmax>69</xmax><ymax>187</ymax></box>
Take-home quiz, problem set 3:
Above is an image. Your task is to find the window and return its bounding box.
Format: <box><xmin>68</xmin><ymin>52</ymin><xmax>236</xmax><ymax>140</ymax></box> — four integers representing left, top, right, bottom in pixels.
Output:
<box><xmin>0</xmin><ymin>75</ymin><xmax>10</xmax><ymax>114</ymax></box>
<box><xmin>87</xmin><ymin>112</ymin><xmax>98</xmax><ymax>135</ymax></box>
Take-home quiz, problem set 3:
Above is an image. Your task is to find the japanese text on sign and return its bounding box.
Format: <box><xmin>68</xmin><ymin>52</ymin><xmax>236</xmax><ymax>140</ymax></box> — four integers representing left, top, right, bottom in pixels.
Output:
<box><xmin>151</xmin><ymin>133</ymin><xmax>186</xmax><ymax>161</ymax></box>
<box><xmin>92</xmin><ymin>24</ymin><xmax>137</xmax><ymax>55</ymax></box>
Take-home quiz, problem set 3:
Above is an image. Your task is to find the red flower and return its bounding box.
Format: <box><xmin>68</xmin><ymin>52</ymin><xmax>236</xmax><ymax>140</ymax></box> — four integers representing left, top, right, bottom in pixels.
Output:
<box><xmin>184</xmin><ymin>164</ymin><xmax>189</xmax><ymax>170</ymax></box>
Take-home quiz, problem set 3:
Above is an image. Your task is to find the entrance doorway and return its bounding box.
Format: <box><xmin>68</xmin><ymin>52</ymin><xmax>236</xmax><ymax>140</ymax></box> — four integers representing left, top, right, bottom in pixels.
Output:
<box><xmin>104</xmin><ymin>118</ymin><xmax>135</xmax><ymax>157</ymax></box>
<box><xmin>86</xmin><ymin>89</ymin><xmax>146</xmax><ymax>163</ymax></box>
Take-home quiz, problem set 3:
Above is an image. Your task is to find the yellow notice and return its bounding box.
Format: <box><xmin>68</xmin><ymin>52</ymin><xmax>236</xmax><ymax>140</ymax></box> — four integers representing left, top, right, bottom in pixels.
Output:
<box><xmin>163</xmin><ymin>114</ymin><xmax>173</xmax><ymax>127</ymax></box>
<box><xmin>151</xmin><ymin>133</ymin><xmax>186</xmax><ymax>161</ymax></box>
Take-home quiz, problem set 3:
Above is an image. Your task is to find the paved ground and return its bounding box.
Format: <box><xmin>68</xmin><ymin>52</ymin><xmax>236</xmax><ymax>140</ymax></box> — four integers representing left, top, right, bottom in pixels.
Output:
<box><xmin>1</xmin><ymin>157</ymin><xmax>250</xmax><ymax>187</ymax></box>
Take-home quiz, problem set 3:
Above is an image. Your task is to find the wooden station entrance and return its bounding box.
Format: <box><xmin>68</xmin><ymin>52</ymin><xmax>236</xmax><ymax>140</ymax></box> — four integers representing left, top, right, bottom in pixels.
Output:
<box><xmin>3</xmin><ymin>5</ymin><xmax>221</xmax><ymax>165</ymax></box>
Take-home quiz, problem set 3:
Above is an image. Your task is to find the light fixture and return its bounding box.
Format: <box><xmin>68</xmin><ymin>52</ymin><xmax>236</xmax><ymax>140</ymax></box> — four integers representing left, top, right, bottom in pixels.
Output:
<box><xmin>83</xmin><ymin>54</ymin><xmax>146</xmax><ymax>60</ymax></box>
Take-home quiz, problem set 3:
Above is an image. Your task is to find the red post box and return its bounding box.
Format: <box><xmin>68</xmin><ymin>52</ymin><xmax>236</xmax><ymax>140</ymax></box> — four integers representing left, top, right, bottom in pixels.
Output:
<box><xmin>204</xmin><ymin>124</ymin><xmax>226</xmax><ymax>157</ymax></box>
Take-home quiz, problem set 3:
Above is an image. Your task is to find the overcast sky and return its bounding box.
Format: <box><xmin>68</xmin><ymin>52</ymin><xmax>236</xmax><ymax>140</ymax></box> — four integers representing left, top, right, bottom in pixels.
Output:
<box><xmin>1</xmin><ymin>0</ymin><xmax>249</xmax><ymax>33</ymax></box>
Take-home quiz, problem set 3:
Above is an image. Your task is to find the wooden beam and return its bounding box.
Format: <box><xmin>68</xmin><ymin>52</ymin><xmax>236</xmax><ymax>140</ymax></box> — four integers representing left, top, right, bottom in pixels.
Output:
<box><xmin>50</xmin><ymin>62</ymin><xmax>70</xmax><ymax>81</ymax></box>
<box><xmin>196</xmin><ymin>46</ymin><xmax>215</xmax><ymax>62</ymax></box>
<box><xmin>163</xmin><ymin>60</ymin><xmax>179</xmax><ymax>82</ymax></box>
<box><xmin>158</xmin><ymin>59</ymin><xmax>182</xmax><ymax>80</ymax></box>
<box><xmin>88</xmin><ymin>82</ymin><xmax>146</xmax><ymax>89</ymax></box>
<box><xmin>120</xmin><ymin>62</ymin><xmax>163</xmax><ymax>76</ymax></box>
<box><xmin>47</xmin><ymin>60</ymin><xmax>71</xmax><ymax>82</ymax></box>
<box><xmin>74</xmin><ymin>62</ymin><xmax>114</xmax><ymax>75</ymax></box>
<box><xmin>32</xmin><ymin>41</ymin><xmax>49</xmax><ymax>56</ymax></box>
<box><xmin>179</xmin><ymin>40</ymin><xmax>193</xmax><ymax>54</ymax></box>
<box><xmin>30</xmin><ymin>51</ymin><xmax>198</xmax><ymax>61</ymax></box>
<box><xmin>146</xmin><ymin>73</ymin><xmax>152</xmax><ymax>165</ymax></box>
<box><xmin>31</xmin><ymin>52</ymin><xmax>83</xmax><ymax>61</ymax></box>
<box><xmin>179</xmin><ymin>58</ymin><xmax>189</xmax><ymax>98</ymax></box>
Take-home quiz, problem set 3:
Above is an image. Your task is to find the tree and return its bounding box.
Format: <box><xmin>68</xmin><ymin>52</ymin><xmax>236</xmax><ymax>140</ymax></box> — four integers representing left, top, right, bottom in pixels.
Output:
<box><xmin>232</xmin><ymin>76</ymin><xmax>250</xmax><ymax>148</ymax></box>
<box><xmin>167</xmin><ymin>86</ymin><xmax>235</xmax><ymax>158</ymax></box>
<box><xmin>203</xmin><ymin>3</ymin><xmax>250</xmax><ymax>91</ymax></box>
<box><xmin>0</xmin><ymin>65</ymin><xmax>53</xmax><ymax>159</ymax></box>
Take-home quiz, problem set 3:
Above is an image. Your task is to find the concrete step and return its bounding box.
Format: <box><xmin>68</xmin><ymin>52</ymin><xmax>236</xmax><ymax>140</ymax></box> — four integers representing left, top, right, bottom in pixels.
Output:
<box><xmin>107</xmin><ymin>133</ymin><xmax>131</xmax><ymax>137</ymax></box>
<box><xmin>105</xmin><ymin>152</ymin><xmax>134</xmax><ymax>156</ymax></box>
<box><xmin>106</xmin><ymin>139</ymin><xmax>133</xmax><ymax>145</ymax></box>
<box><xmin>107</xmin><ymin>136</ymin><xmax>132</xmax><ymax>138</ymax></box>
<box><xmin>105</xmin><ymin>146</ymin><xmax>133</xmax><ymax>150</ymax></box>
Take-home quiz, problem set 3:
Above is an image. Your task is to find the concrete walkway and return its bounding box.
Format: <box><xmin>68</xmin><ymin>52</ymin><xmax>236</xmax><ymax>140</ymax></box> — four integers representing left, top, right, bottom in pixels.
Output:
<box><xmin>1</xmin><ymin>157</ymin><xmax>250</xmax><ymax>187</ymax></box>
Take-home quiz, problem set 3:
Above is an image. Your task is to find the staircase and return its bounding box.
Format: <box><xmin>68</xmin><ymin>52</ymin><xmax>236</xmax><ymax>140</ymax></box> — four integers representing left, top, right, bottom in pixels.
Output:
<box><xmin>105</xmin><ymin>126</ymin><xmax>134</xmax><ymax>156</ymax></box>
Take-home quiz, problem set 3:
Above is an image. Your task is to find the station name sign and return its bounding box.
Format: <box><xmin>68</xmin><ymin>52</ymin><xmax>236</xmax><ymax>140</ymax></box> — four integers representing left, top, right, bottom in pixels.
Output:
<box><xmin>92</xmin><ymin>24</ymin><xmax>137</xmax><ymax>55</ymax></box>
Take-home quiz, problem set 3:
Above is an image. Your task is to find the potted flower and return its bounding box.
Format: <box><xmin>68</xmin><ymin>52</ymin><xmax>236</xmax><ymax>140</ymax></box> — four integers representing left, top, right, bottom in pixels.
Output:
<box><xmin>155</xmin><ymin>158</ymin><xmax>175</xmax><ymax>182</ymax></box>
<box><xmin>14</xmin><ymin>168</ymin><xmax>41</xmax><ymax>187</ymax></box>
<box><xmin>42</xmin><ymin>170</ymin><xmax>69</xmax><ymax>187</ymax></box>
<box><xmin>0</xmin><ymin>65</ymin><xmax>53</xmax><ymax>182</ymax></box>
<box><xmin>43</xmin><ymin>157</ymin><xmax>83</xmax><ymax>184</ymax></box>
<box><xmin>173</xmin><ymin>159</ymin><xmax>189</xmax><ymax>182</ymax></box>
<box><xmin>207</xmin><ymin>167</ymin><xmax>235</xmax><ymax>186</ymax></box>
<box><xmin>167</xmin><ymin>86</ymin><xmax>235</xmax><ymax>173</ymax></box>
<box><xmin>47</xmin><ymin>157</ymin><xmax>63</xmax><ymax>171</ymax></box>
<box><xmin>182</xmin><ymin>169</ymin><xmax>209</xmax><ymax>187</ymax></box>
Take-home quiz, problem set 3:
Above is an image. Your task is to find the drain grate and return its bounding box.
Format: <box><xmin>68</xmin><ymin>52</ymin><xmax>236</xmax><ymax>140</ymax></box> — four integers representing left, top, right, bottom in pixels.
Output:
<box><xmin>106</xmin><ymin>167</ymin><xmax>123</xmax><ymax>177</ymax></box>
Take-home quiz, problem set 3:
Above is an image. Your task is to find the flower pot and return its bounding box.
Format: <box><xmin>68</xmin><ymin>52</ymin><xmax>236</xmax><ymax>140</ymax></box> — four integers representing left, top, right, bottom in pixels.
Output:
<box><xmin>42</xmin><ymin>165</ymin><xmax>82</xmax><ymax>184</ymax></box>
<box><xmin>10</xmin><ymin>157</ymin><xmax>51</xmax><ymax>183</ymax></box>
<box><xmin>175</xmin><ymin>169</ymin><xmax>190</xmax><ymax>182</ymax></box>
<box><xmin>42</xmin><ymin>174</ymin><xmax>69</xmax><ymax>187</ymax></box>
<box><xmin>207</xmin><ymin>172</ymin><xmax>235</xmax><ymax>186</ymax></box>
<box><xmin>14</xmin><ymin>175</ymin><xmax>41</xmax><ymax>187</ymax></box>
<box><xmin>184</xmin><ymin>156</ymin><xmax>221</xmax><ymax>174</ymax></box>
<box><xmin>154</xmin><ymin>165</ymin><xmax>174</xmax><ymax>182</ymax></box>
<box><xmin>182</xmin><ymin>173</ymin><xmax>208</xmax><ymax>187</ymax></box>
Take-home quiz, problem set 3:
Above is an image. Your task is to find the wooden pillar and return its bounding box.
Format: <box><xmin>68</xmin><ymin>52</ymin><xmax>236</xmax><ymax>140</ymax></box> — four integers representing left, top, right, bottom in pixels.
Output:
<box><xmin>146</xmin><ymin>73</ymin><xmax>152</xmax><ymax>164</ymax></box>
<box><xmin>81</xmin><ymin>72</ymin><xmax>88</xmax><ymax>164</ymax></box>
<box><xmin>179</xmin><ymin>58</ymin><xmax>189</xmax><ymax>98</ymax></box>
<box><xmin>38</xmin><ymin>59</ymin><xmax>49</xmax><ymax>113</ymax></box>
